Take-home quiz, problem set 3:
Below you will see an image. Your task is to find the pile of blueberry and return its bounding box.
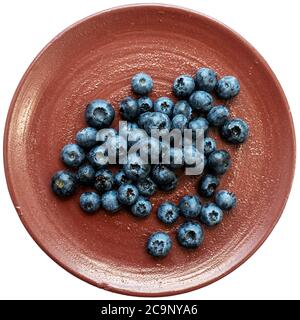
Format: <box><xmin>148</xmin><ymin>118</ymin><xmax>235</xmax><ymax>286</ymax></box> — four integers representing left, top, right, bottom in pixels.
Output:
<box><xmin>51</xmin><ymin>68</ymin><xmax>249</xmax><ymax>258</ymax></box>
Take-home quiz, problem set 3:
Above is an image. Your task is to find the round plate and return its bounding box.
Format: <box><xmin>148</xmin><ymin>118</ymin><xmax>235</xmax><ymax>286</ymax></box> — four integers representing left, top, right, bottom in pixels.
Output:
<box><xmin>4</xmin><ymin>4</ymin><xmax>295</xmax><ymax>296</ymax></box>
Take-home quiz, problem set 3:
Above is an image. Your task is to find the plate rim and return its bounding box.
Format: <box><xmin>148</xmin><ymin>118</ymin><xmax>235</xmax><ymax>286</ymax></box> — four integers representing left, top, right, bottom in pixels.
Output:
<box><xmin>3</xmin><ymin>3</ymin><xmax>296</xmax><ymax>297</ymax></box>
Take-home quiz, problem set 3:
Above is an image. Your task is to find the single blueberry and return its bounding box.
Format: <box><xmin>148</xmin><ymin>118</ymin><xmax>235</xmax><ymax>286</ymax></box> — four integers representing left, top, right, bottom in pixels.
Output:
<box><xmin>137</xmin><ymin>111</ymin><xmax>152</xmax><ymax>129</ymax></box>
<box><xmin>177</xmin><ymin>221</ymin><xmax>204</xmax><ymax>248</ymax></box>
<box><xmin>200</xmin><ymin>203</ymin><xmax>223</xmax><ymax>226</ymax></box>
<box><xmin>76</xmin><ymin>127</ymin><xmax>98</xmax><ymax>149</ymax></box>
<box><xmin>195</xmin><ymin>67</ymin><xmax>218</xmax><ymax>92</ymax></box>
<box><xmin>189</xmin><ymin>91</ymin><xmax>213</xmax><ymax>113</ymax></box>
<box><xmin>154</xmin><ymin>97</ymin><xmax>174</xmax><ymax>117</ymax></box>
<box><xmin>207</xmin><ymin>105</ymin><xmax>230</xmax><ymax>127</ymax></box>
<box><xmin>151</xmin><ymin>165</ymin><xmax>178</xmax><ymax>191</ymax></box>
<box><xmin>76</xmin><ymin>164</ymin><xmax>95</xmax><ymax>185</ymax></box>
<box><xmin>51</xmin><ymin>170</ymin><xmax>76</xmax><ymax>197</ymax></box>
<box><xmin>94</xmin><ymin>168</ymin><xmax>114</xmax><ymax>193</ymax></box>
<box><xmin>85</xmin><ymin>99</ymin><xmax>115</xmax><ymax>129</ymax></box>
<box><xmin>79</xmin><ymin>192</ymin><xmax>101</xmax><ymax>213</ymax></box>
<box><xmin>215</xmin><ymin>190</ymin><xmax>237</xmax><ymax>210</ymax></box>
<box><xmin>147</xmin><ymin>231</ymin><xmax>172</xmax><ymax>257</ymax></box>
<box><xmin>172</xmin><ymin>100</ymin><xmax>192</xmax><ymax>120</ymax></box>
<box><xmin>198</xmin><ymin>174</ymin><xmax>220</xmax><ymax>198</ymax></box>
<box><xmin>207</xmin><ymin>150</ymin><xmax>231</xmax><ymax>175</ymax></box>
<box><xmin>179</xmin><ymin>195</ymin><xmax>202</xmax><ymax>218</ymax></box>
<box><xmin>137</xmin><ymin>96</ymin><xmax>153</xmax><ymax>113</ymax></box>
<box><xmin>171</xmin><ymin>114</ymin><xmax>188</xmax><ymax>132</ymax></box>
<box><xmin>101</xmin><ymin>190</ymin><xmax>122</xmax><ymax>213</ymax></box>
<box><xmin>131</xmin><ymin>196</ymin><xmax>152</xmax><ymax>218</ymax></box>
<box><xmin>204</xmin><ymin>137</ymin><xmax>217</xmax><ymax>156</ymax></box>
<box><xmin>123</xmin><ymin>153</ymin><xmax>151</xmax><ymax>181</ymax></box>
<box><xmin>60</xmin><ymin>144</ymin><xmax>85</xmax><ymax>168</ymax></box>
<box><xmin>120</xmin><ymin>97</ymin><xmax>139</xmax><ymax>121</ymax></box>
<box><xmin>136</xmin><ymin>177</ymin><xmax>157</xmax><ymax>197</ymax></box>
<box><xmin>117</xmin><ymin>183</ymin><xmax>139</xmax><ymax>205</ymax></box>
<box><xmin>143</xmin><ymin>112</ymin><xmax>171</xmax><ymax>135</ymax></box>
<box><xmin>88</xmin><ymin>145</ymin><xmax>108</xmax><ymax>168</ymax></box>
<box><xmin>221</xmin><ymin>118</ymin><xmax>249</xmax><ymax>144</ymax></box>
<box><xmin>188</xmin><ymin>117</ymin><xmax>209</xmax><ymax>137</ymax></box>
<box><xmin>114</xmin><ymin>170</ymin><xmax>132</xmax><ymax>187</ymax></box>
<box><xmin>131</xmin><ymin>72</ymin><xmax>153</xmax><ymax>95</ymax></box>
<box><xmin>157</xmin><ymin>201</ymin><xmax>179</xmax><ymax>225</ymax></box>
<box><xmin>173</xmin><ymin>74</ymin><xmax>195</xmax><ymax>98</ymax></box>
<box><xmin>216</xmin><ymin>76</ymin><xmax>240</xmax><ymax>99</ymax></box>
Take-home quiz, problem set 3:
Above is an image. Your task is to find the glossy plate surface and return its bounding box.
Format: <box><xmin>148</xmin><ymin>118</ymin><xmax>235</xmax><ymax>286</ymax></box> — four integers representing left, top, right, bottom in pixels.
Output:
<box><xmin>4</xmin><ymin>5</ymin><xmax>295</xmax><ymax>296</ymax></box>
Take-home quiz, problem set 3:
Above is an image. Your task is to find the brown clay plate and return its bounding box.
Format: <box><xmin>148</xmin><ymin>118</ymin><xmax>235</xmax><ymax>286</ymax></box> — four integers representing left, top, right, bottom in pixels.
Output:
<box><xmin>4</xmin><ymin>4</ymin><xmax>295</xmax><ymax>296</ymax></box>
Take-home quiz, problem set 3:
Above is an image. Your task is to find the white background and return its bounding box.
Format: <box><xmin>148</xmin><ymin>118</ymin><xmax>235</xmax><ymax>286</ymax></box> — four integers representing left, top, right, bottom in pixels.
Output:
<box><xmin>0</xmin><ymin>0</ymin><xmax>299</xmax><ymax>300</ymax></box>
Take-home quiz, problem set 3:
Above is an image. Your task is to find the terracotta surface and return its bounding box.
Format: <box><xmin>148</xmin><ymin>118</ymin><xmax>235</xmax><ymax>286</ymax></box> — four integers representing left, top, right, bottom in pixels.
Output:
<box><xmin>4</xmin><ymin>4</ymin><xmax>295</xmax><ymax>296</ymax></box>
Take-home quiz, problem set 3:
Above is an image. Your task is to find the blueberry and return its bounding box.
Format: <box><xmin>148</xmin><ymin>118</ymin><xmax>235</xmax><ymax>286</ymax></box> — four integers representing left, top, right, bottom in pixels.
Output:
<box><xmin>136</xmin><ymin>177</ymin><xmax>157</xmax><ymax>197</ymax></box>
<box><xmin>123</xmin><ymin>153</ymin><xmax>151</xmax><ymax>181</ymax></box>
<box><xmin>147</xmin><ymin>231</ymin><xmax>172</xmax><ymax>257</ymax></box>
<box><xmin>200</xmin><ymin>203</ymin><xmax>223</xmax><ymax>226</ymax></box>
<box><xmin>60</xmin><ymin>144</ymin><xmax>85</xmax><ymax>168</ymax></box>
<box><xmin>189</xmin><ymin>91</ymin><xmax>213</xmax><ymax>113</ymax></box>
<box><xmin>207</xmin><ymin>105</ymin><xmax>230</xmax><ymax>127</ymax></box>
<box><xmin>195</xmin><ymin>67</ymin><xmax>218</xmax><ymax>92</ymax></box>
<box><xmin>88</xmin><ymin>145</ymin><xmax>108</xmax><ymax>168</ymax></box>
<box><xmin>173</xmin><ymin>74</ymin><xmax>195</xmax><ymax>98</ymax></box>
<box><xmin>51</xmin><ymin>170</ymin><xmax>76</xmax><ymax>197</ymax></box>
<box><xmin>76</xmin><ymin>127</ymin><xmax>97</xmax><ymax>149</ymax></box>
<box><xmin>204</xmin><ymin>137</ymin><xmax>217</xmax><ymax>156</ymax></box>
<box><xmin>168</xmin><ymin>147</ymin><xmax>184</xmax><ymax>169</ymax></box>
<box><xmin>179</xmin><ymin>195</ymin><xmax>202</xmax><ymax>218</ymax></box>
<box><xmin>94</xmin><ymin>168</ymin><xmax>114</xmax><ymax>193</ymax></box>
<box><xmin>221</xmin><ymin>118</ymin><xmax>249</xmax><ymax>144</ymax></box>
<box><xmin>177</xmin><ymin>221</ymin><xmax>204</xmax><ymax>248</ymax></box>
<box><xmin>131</xmin><ymin>196</ymin><xmax>152</xmax><ymax>218</ymax></box>
<box><xmin>137</xmin><ymin>96</ymin><xmax>153</xmax><ymax>113</ymax></box>
<box><xmin>131</xmin><ymin>72</ymin><xmax>153</xmax><ymax>95</ymax></box>
<box><xmin>215</xmin><ymin>190</ymin><xmax>237</xmax><ymax>210</ymax></box>
<box><xmin>137</xmin><ymin>111</ymin><xmax>152</xmax><ymax>129</ymax></box>
<box><xmin>96</xmin><ymin>128</ymin><xmax>117</xmax><ymax>144</ymax></box>
<box><xmin>119</xmin><ymin>97</ymin><xmax>139</xmax><ymax>121</ymax></box>
<box><xmin>76</xmin><ymin>164</ymin><xmax>95</xmax><ymax>185</ymax></box>
<box><xmin>151</xmin><ymin>165</ymin><xmax>178</xmax><ymax>191</ymax></box>
<box><xmin>216</xmin><ymin>76</ymin><xmax>240</xmax><ymax>99</ymax></box>
<box><xmin>188</xmin><ymin>117</ymin><xmax>209</xmax><ymax>137</ymax></box>
<box><xmin>114</xmin><ymin>170</ymin><xmax>132</xmax><ymax>187</ymax></box>
<box><xmin>157</xmin><ymin>201</ymin><xmax>179</xmax><ymax>225</ymax></box>
<box><xmin>154</xmin><ymin>97</ymin><xmax>174</xmax><ymax>117</ymax></box>
<box><xmin>79</xmin><ymin>192</ymin><xmax>101</xmax><ymax>213</ymax></box>
<box><xmin>101</xmin><ymin>190</ymin><xmax>121</xmax><ymax>213</ymax></box>
<box><xmin>171</xmin><ymin>114</ymin><xmax>188</xmax><ymax>132</ymax></box>
<box><xmin>198</xmin><ymin>174</ymin><xmax>220</xmax><ymax>198</ymax></box>
<box><xmin>172</xmin><ymin>100</ymin><xmax>192</xmax><ymax>120</ymax></box>
<box><xmin>143</xmin><ymin>112</ymin><xmax>171</xmax><ymax>135</ymax></box>
<box><xmin>117</xmin><ymin>183</ymin><xmax>139</xmax><ymax>205</ymax></box>
<box><xmin>207</xmin><ymin>150</ymin><xmax>231</xmax><ymax>175</ymax></box>
<box><xmin>85</xmin><ymin>99</ymin><xmax>115</xmax><ymax>129</ymax></box>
